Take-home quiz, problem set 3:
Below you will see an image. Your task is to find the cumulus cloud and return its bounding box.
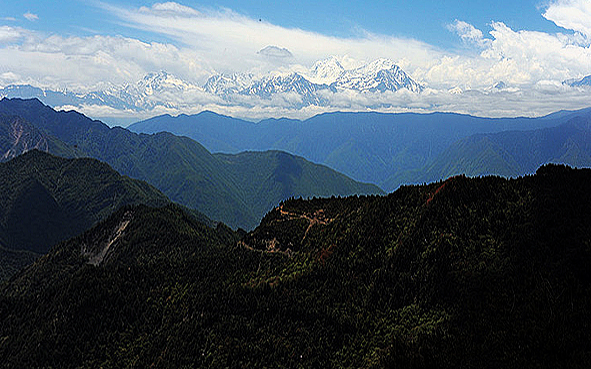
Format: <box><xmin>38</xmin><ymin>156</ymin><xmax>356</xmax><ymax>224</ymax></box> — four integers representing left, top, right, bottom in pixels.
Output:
<box><xmin>23</xmin><ymin>12</ymin><xmax>38</xmax><ymax>22</ymax></box>
<box><xmin>543</xmin><ymin>0</ymin><xmax>591</xmax><ymax>38</ymax></box>
<box><xmin>419</xmin><ymin>19</ymin><xmax>591</xmax><ymax>90</ymax></box>
<box><xmin>447</xmin><ymin>20</ymin><xmax>491</xmax><ymax>48</ymax></box>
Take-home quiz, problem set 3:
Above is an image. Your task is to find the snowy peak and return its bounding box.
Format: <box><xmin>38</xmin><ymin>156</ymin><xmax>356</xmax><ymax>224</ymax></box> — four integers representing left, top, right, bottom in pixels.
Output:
<box><xmin>242</xmin><ymin>73</ymin><xmax>334</xmax><ymax>106</ymax></box>
<box><xmin>565</xmin><ymin>75</ymin><xmax>591</xmax><ymax>87</ymax></box>
<box><xmin>134</xmin><ymin>71</ymin><xmax>196</xmax><ymax>96</ymax></box>
<box><xmin>334</xmin><ymin>58</ymin><xmax>423</xmax><ymax>93</ymax></box>
<box><xmin>355</xmin><ymin>58</ymin><xmax>398</xmax><ymax>75</ymax></box>
<box><xmin>203</xmin><ymin>73</ymin><xmax>254</xmax><ymax>95</ymax></box>
<box><xmin>0</xmin><ymin>57</ymin><xmax>424</xmax><ymax>112</ymax></box>
<box><xmin>245</xmin><ymin>73</ymin><xmax>332</xmax><ymax>96</ymax></box>
<box><xmin>309</xmin><ymin>56</ymin><xmax>346</xmax><ymax>84</ymax></box>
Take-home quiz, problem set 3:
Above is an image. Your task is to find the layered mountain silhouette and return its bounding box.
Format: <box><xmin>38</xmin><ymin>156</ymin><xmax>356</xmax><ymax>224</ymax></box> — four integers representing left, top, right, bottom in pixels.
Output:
<box><xmin>0</xmin><ymin>98</ymin><xmax>382</xmax><ymax>230</ymax></box>
<box><xmin>129</xmin><ymin>108</ymin><xmax>591</xmax><ymax>190</ymax></box>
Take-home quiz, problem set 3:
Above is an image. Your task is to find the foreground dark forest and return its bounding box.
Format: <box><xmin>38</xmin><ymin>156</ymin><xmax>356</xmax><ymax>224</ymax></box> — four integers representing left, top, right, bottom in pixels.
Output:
<box><xmin>1</xmin><ymin>164</ymin><xmax>590</xmax><ymax>368</ymax></box>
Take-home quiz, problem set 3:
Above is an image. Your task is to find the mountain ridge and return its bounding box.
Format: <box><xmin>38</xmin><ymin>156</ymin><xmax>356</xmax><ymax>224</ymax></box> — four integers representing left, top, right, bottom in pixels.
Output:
<box><xmin>129</xmin><ymin>107</ymin><xmax>586</xmax><ymax>190</ymax></box>
<box><xmin>0</xmin><ymin>57</ymin><xmax>422</xmax><ymax>113</ymax></box>
<box><xmin>0</xmin><ymin>98</ymin><xmax>382</xmax><ymax>229</ymax></box>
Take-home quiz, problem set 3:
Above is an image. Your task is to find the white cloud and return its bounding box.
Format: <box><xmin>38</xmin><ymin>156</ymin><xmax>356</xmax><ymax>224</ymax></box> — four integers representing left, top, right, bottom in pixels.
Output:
<box><xmin>543</xmin><ymin>0</ymin><xmax>591</xmax><ymax>37</ymax></box>
<box><xmin>139</xmin><ymin>2</ymin><xmax>200</xmax><ymax>17</ymax></box>
<box><xmin>100</xmin><ymin>1</ymin><xmax>442</xmax><ymax>76</ymax></box>
<box><xmin>102</xmin><ymin>2</ymin><xmax>591</xmax><ymax>89</ymax></box>
<box><xmin>447</xmin><ymin>20</ymin><xmax>491</xmax><ymax>48</ymax></box>
<box><xmin>0</xmin><ymin>26</ymin><xmax>26</xmax><ymax>43</ymax></box>
<box><xmin>23</xmin><ymin>12</ymin><xmax>38</xmax><ymax>22</ymax></box>
<box><xmin>0</xmin><ymin>32</ymin><xmax>213</xmax><ymax>91</ymax></box>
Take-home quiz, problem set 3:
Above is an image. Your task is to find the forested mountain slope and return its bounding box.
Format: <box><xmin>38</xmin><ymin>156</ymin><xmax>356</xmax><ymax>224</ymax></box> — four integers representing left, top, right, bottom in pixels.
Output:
<box><xmin>1</xmin><ymin>164</ymin><xmax>589</xmax><ymax>367</ymax></box>
<box><xmin>0</xmin><ymin>150</ymin><xmax>169</xmax><ymax>254</ymax></box>
<box><xmin>0</xmin><ymin>150</ymin><xmax>170</xmax><ymax>280</ymax></box>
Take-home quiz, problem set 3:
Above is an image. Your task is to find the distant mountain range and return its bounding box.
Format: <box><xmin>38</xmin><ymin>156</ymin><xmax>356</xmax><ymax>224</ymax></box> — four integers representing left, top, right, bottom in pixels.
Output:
<box><xmin>0</xmin><ymin>57</ymin><xmax>422</xmax><ymax>113</ymax></box>
<box><xmin>420</xmin><ymin>115</ymin><xmax>591</xmax><ymax>181</ymax></box>
<box><xmin>0</xmin><ymin>98</ymin><xmax>381</xmax><ymax>230</ymax></box>
<box><xmin>129</xmin><ymin>107</ymin><xmax>591</xmax><ymax>190</ymax></box>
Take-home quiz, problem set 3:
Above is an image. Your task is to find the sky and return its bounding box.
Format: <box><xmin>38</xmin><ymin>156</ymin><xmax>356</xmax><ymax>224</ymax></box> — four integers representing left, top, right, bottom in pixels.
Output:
<box><xmin>1</xmin><ymin>0</ymin><xmax>591</xmax><ymax>121</ymax></box>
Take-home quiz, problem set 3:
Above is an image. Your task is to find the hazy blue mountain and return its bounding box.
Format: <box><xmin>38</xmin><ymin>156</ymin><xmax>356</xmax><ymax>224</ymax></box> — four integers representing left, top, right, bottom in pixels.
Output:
<box><xmin>129</xmin><ymin>109</ymin><xmax>577</xmax><ymax>190</ymax></box>
<box><xmin>420</xmin><ymin>114</ymin><xmax>591</xmax><ymax>181</ymax></box>
<box><xmin>0</xmin><ymin>98</ymin><xmax>381</xmax><ymax>229</ymax></box>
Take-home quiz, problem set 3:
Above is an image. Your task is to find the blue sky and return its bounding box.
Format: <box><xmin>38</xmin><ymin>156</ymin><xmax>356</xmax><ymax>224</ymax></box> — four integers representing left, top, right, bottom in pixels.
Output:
<box><xmin>1</xmin><ymin>1</ymin><xmax>591</xmax><ymax>120</ymax></box>
<box><xmin>1</xmin><ymin>0</ymin><xmax>564</xmax><ymax>48</ymax></box>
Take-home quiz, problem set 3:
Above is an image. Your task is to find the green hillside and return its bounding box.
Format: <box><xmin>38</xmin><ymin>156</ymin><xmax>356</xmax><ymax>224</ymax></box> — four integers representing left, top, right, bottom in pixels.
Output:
<box><xmin>215</xmin><ymin>150</ymin><xmax>383</xmax><ymax>221</ymax></box>
<box><xmin>1</xmin><ymin>164</ymin><xmax>589</xmax><ymax>367</ymax></box>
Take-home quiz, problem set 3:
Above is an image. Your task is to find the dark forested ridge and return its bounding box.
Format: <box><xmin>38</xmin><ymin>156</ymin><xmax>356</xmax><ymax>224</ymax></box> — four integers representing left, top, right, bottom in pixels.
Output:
<box><xmin>0</xmin><ymin>98</ymin><xmax>382</xmax><ymax>229</ymax></box>
<box><xmin>1</xmin><ymin>164</ymin><xmax>589</xmax><ymax>368</ymax></box>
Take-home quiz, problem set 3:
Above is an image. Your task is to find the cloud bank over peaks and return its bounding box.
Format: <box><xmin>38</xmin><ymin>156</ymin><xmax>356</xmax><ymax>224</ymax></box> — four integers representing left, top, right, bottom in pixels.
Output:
<box><xmin>2</xmin><ymin>1</ymin><xmax>591</xmax><ymax>120</ymax></box>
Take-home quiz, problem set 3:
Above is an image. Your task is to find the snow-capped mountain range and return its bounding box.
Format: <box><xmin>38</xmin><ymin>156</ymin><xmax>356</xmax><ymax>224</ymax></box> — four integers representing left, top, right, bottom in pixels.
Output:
<box><xmin>0</xmin><ymin>57</ymin><xmax>423</xmax><ymax>112</ymax></box>
<box><xmin>564</xmin><ymin>75</ymin><xmax>591</xmax><ymax>87</ymax></box>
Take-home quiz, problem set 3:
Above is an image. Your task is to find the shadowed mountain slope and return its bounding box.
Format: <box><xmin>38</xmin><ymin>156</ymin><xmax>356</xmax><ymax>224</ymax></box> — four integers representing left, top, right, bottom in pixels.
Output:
<box><xmin>0</xmin><ymin>150</ymin><xmax>170</xmax><ymax>255</ymax></box>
